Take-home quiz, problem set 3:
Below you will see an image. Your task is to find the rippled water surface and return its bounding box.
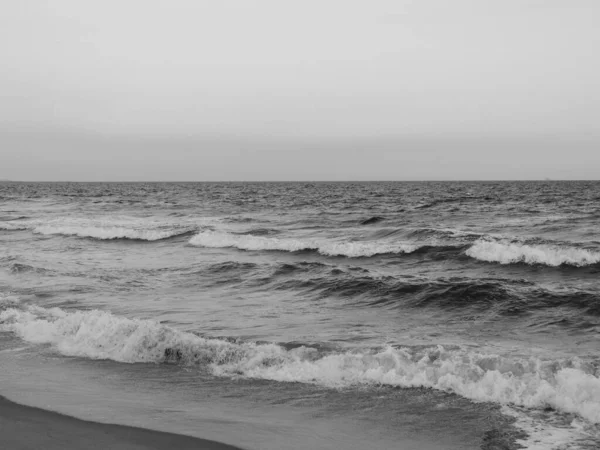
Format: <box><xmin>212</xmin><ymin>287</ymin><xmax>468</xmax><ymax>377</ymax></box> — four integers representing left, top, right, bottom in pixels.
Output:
<box><xmin>1</xmin><ymin>181</ymin><xmax>599</xmax><ymax>449</ymax></box>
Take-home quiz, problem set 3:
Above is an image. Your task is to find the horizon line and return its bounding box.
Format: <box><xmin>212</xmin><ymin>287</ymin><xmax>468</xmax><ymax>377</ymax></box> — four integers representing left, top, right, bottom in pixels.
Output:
<box><xmin>2</xmin><ymin>179</ymin><xmax>597</xmax><ymax>183</ymax></box>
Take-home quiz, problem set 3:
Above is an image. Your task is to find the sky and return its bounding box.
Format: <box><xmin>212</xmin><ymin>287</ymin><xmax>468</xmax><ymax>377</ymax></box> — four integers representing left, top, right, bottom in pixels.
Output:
<box><xmin>1</xmin><ymin>0</ymin><xmax>599</xmax><ymax>181</ymax></box>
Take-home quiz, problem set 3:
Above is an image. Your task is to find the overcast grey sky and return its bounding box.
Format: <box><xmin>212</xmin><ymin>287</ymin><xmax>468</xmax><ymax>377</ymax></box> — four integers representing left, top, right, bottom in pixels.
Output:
<box><xmin>1</xmin><ymin>0</ymin><xmax>599</xmax><ymax>180</ymax></box>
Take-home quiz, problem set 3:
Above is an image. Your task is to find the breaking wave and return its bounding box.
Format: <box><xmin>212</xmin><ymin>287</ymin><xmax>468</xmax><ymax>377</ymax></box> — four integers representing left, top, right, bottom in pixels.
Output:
<box><xmin>0</xmin><ymin>217</ymin><xmax>202</xmax><ymax>241</ymax></box>
<box><xmin>0</xmin><ymin>223</ymin><xmax>29</xmax><ymax>231</ymax></box>
<box><xmin>1</xmin><ymin>300</ymin><xmax>599</xmax><ymax>424</ymax></box>
<box><xmin>466</xmin><ymin>239</ymin><xmax>600</xmax><ymax>267</ymax></box>
<box><xmin>33</xmin><ymin>225</ymin><xmax>195</xmax><ymax>241</ymax></box>
<box><xmin>189</xmin><ymin>231</ymin><xmax>418</xmax><ymax>257</ymax></box>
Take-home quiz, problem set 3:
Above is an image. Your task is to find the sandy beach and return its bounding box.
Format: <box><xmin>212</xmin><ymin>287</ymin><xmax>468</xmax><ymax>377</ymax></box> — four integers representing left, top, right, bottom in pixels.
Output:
<box><xmin>0</xmin><ymin>395</ymin><xmax>243</xmax><ymax>450</ymax></box>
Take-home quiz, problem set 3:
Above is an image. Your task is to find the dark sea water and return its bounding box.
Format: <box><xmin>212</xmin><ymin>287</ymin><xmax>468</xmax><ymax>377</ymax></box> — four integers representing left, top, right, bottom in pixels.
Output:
<box><xmin>1</xmin><ymin>181</ymin><xmax>600</xmax><ymax>449</ymax></box>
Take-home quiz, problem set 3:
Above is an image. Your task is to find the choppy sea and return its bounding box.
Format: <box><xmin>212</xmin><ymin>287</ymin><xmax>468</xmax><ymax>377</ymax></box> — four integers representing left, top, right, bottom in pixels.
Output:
<box><xmin>1</xmin><ymin>181</ymin><xmax>599</xmax><ymax>449</ymax></box>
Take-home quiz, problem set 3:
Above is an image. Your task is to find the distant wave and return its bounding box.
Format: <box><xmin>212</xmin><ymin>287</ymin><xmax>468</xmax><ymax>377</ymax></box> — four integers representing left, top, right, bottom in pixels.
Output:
<box><xmin>415</xmin><ymin>196</ymin><xmax>494</xmax><ymax>209</ymax></box>
<box><xmin>0</xmin><ymin>223</ymin><xmax>29</xmax><ymax>231</ymax></box>
<box><xmin>405</xmin><ymin>227</ymin><xmax>482</xmax><ymax>241</ymax></box>
<box><xmin>172</xmin><ymin>259</ymin><xmax>600</xmax><ymax>317</ymax></box>
<box><xmin>466</xmin><ymin>239</ymin><xmax>600</xmax><ymax>267</ymax></box>
<box><xmin>0</xmin><ymin>217</ymin><xmax>203</xmax><ymax>241</ymax></box>
<box><xmin>259</xmin><ymin>269</ymin><xmax>600</xmax><ymax>317</ymax></box>
<box><xmin>33</xmin><ymin>225</ymin><xmax>195</xmax><ymax>241</ymax></box>
<box><xmin>188</xmin><ymin>231</ymin><xmax>418</xmax><ymax>257</ymax></box>
<box><xmin>233</xmin><ymin>228</ymin><xmax>281</xmax><ymax>237</ymax></box>
<box><xmin>2</xmin><ymin>299</ymin><xmax>599</xmax><ymax>424</ymax></box>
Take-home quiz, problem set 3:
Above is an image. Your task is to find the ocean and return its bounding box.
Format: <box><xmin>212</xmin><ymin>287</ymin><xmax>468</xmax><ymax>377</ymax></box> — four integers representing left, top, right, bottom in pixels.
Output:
<box><xmin>1</xmin><ymin>181</ymin><xmax>599</xmax><ymax>449</ymax></box>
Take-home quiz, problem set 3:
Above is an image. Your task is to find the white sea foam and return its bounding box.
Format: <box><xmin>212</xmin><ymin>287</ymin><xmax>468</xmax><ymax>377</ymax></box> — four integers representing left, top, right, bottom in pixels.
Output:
<box><xmin>0</xmin><ymin>294</ymin><xmax>21</xmax><ymax>308</ymax></box>
<box><xmin>0</xmin><ymin>223</ymin><xmax>29</xmax><ymax>231</ymax></box>
<box><xmin>0</xmin><ymin>216</ymin><xmax>206</xmax><ymax>241</ymax></box>
<box><xmin>503</xmin><ymin>406</ymin><xmax>600</xmax><ymax>450</ymax></box>
<box><xmin>2</xmin><ymin>303</ymin><xmax>599</xmax><ymax>424</ymax></box>
<box><xmin>466</xmin><ymin>240</ymin><xmax>600</xmax><ymax>267</ymax></box>
<box><xmin>33</xmin><ymin>225</ymin><xmax>188</xmax><ymax>241</ymax></box>
<box><xmin>189</xmin><ymin>231</ymin><xmax>418</xmax><ymax>257</ymax></box>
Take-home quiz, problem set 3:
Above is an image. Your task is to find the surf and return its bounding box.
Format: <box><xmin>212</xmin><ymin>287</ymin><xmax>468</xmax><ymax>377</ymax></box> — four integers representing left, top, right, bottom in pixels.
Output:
<box><xmin>1</xmin><ymin>299</ymin><xmax>599</xmax><ymax>425</ymax></box>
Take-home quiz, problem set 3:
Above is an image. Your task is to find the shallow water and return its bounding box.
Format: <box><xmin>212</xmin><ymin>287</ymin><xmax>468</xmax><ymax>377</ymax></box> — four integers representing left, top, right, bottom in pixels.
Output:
<box><xmin>1</xmin><ymin>181</ymin><xmax>600</xmax><ymax>449</ymax></box>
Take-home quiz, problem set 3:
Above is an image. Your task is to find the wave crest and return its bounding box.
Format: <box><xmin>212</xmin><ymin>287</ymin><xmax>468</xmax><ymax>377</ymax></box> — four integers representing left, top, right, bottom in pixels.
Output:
<box><xmin>33</xmin><ymin>225</ymin><xmax>193</xmax><ymax>241</ymax></box>
<box><xmin>188</xmin><ymin>231</ymin><xmax>417</xmax><ymax>257</ymax></box>
<box><xmin>466</xmin><ymin>240</ymin><xmax>600</xmax><ymax>267</ymax></box>
<box><xmin>0</xmin><ymin>223</ymin><xmax>29</xmax><ymax>231</ymax></box>
<box><xmin>0</xmin><ymin>217</ymin><xmax>203</xmax><ymax>241</ymax></box>
<box><xmin>1</xmin><ymin>302</ymin><xmax>599</xmax><ymax>424</ymax></box>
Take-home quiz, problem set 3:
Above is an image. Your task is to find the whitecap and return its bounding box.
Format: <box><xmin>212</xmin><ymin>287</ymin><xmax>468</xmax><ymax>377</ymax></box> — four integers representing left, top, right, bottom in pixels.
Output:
<box><xmin>0</xmin><ymin>216</ymin><xmax>209</xmax><ymax>241</ymax></box>
<box><xmin>466</xmin><ymin>239</ymin><xmax>600</xmax><ymax>267</ymax></box>
<box><xmin>189</xmin><ymin>230</ymin><xmax>418</xmax><ymax>258</ymax></box>
<box><xmin>33</xmin><ymin>225</ymin><xmax>189</xmax><ymax>241</ymax></box>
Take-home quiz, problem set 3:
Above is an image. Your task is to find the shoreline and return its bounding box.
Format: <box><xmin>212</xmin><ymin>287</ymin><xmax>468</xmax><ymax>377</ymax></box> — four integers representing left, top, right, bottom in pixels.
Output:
<box><xmin>0</xmin><ymin>395</ymin><xmax>244</xmax><ymax>450</ymax></box>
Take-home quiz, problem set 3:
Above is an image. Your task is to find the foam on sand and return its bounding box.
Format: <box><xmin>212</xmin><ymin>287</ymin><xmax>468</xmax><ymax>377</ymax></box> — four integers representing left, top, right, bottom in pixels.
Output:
<box><xmin>502</xmin><ymin>406</ymin><xmax>600</xmax><ymax>450</ymax></box>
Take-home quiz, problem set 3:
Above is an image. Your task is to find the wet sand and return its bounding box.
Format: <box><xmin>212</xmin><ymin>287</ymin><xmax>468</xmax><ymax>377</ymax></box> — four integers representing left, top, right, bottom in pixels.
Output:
<box><xmin>0</xmin><ymin>395</ymin><xmax>243</xmax><ymax>450</ymax></box>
